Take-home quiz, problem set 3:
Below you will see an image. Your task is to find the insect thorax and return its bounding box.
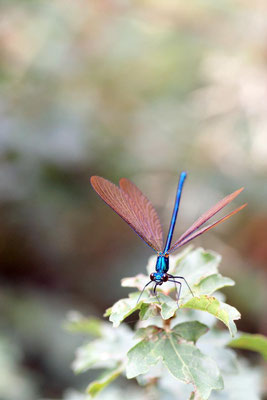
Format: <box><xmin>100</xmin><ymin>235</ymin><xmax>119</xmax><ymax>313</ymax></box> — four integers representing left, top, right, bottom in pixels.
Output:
<box><xmin>155</xmin><ymin>254</ymin><xmax>169</xmax><ymax>274</ymax></box>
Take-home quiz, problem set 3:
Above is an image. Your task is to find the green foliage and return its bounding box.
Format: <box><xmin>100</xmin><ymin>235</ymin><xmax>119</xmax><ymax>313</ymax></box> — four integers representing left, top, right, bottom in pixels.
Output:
<box><xmin>71</xmin><ymin>322</ymin><xmax>133</xmax><ymax>375</ymax></box>
<box><xmin>87</xmin><ymin>365</ymin><xmax>124</xmax><ymax>397</ymax></box>
<box><xmin>181</xmin><ymin>296</ymin><xmax>239</xmax><ymax>337</ymax></box>
<box><xmin>68</xmin><ymin>248</ymin><xmax>266</xmax><ymax>400</ymax></box>
<box><xmin>106</xmin><ymin>248</ymin><xmax>239</xmax><ymax>336</ymax></box>
<box><xmin>126</xmin><ymin>322</ymin><xmax>223</xmax><ymax>399</ymax></box>
<box><xmin>228</xmin><ymin>333</ymin><xmax>267</xmax><ymax>360</ymax></box>
<box><xmin>65</xmin><ymin>312</ymin><xmax>102</xmax><ymax>337</ymax></box>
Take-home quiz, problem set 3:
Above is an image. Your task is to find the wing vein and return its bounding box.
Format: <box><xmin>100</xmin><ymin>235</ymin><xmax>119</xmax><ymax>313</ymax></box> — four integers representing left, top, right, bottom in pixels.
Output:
<box><xmin>91</xmin><ymin>176</ymin><xmax>163</xmax><ymax>252</ymax></box>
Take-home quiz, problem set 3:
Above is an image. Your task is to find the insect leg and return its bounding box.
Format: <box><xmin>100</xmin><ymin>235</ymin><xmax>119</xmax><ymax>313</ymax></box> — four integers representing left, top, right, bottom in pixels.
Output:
<box><xmin>153</xmin><ymin>283</ymin><xmax>161</xmax><ymax>305</ymax></box>
<box><xmin>136</xmin><ymin>280</ymin><xmax>153</xmax><ymax>304</ymax></box>
<box><xmin>168</xmin><ymin>279</ymin><xmax>182</xmax><ymax>308</ymax></box>
<box><xmin>168</xmin><ymin>274</ymin><xmax>194</xmax><ymax>298</ymax></box>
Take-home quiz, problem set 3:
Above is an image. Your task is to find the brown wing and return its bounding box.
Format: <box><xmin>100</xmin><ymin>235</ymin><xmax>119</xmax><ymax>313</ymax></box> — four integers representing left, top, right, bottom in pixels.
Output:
<box><xmin>90</xmin><ymin>176</ymin><xmax>163</xmax><ymax>252</ymax></box>
<box><xmin>169</xmin><ymin>203</ymin><xmax>247</xmax><ymax>253</ymax></box>
<box><xmin>119</xmin><ymin>178</ymin><xmax>163</xmax><ymax>252</ymax></box>
<box><xmin>169</xmin><ymin>187</ymin><xmax>245</xmax><ymax>253</ymax></box>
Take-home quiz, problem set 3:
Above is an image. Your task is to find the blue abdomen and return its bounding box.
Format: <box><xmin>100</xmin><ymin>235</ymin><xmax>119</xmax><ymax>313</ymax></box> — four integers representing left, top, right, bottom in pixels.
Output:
<box><xmin>156</xmin><ymin>254</ymin><xmax>169</xmax><ymax>273</ymax></box>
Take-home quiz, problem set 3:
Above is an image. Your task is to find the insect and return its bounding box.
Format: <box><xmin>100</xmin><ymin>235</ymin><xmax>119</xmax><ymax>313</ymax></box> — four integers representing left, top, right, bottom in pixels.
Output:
<box><xmin>90</xmin><ymin>172</ymin><xmax>246</xmax><ymax>305</ymax></box>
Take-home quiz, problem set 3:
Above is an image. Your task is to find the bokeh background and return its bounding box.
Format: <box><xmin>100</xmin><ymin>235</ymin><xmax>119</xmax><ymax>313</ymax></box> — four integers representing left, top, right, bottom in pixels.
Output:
<box><xmin>0</xmin><ymin>0</ymin><xmax>267</xmax><ymax>398</ymax></box>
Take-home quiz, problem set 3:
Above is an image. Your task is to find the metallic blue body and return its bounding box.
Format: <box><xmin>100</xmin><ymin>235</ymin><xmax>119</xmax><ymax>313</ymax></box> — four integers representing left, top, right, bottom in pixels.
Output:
<box><xmin>153</xmin><ymin>254</ymin><xmax>169</xmax><ymax>282</ymax></box>
<box><xmin>152</xmin><ymin>172</ymin><xmax>187</xmax><ymax>283</ymax></box>
<box><xmin>153</xmin><ymin>272</ymin><xmax>164</xmax><ymax>282</ymax></box>
<box><xmin>135</xmin><ymin>171</ymin><xmax>193</xmax><ymax>301</ymax></box>
<box><xmin>156</xmin><ymin>253</ymin><xmax>169</xmax><ymax>273</ymax></box>
<box><xmin>163</xmin><ymin>171</ymin><xmax>187</xmax><ymax>254</ymax></box>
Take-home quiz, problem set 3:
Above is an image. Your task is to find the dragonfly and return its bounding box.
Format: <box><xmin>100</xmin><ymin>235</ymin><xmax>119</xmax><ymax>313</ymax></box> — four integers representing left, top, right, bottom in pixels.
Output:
<box><xmin>90</xmin><ymin>172</ymin><xmax>246</xmax><ymax>305</ymax></box>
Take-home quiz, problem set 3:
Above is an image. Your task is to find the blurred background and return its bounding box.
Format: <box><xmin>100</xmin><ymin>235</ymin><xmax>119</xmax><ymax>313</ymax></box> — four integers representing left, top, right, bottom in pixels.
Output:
<box><xmin>0</xmin><ymin>0</ymin><xmax>267</xmax><ymax>398</ymax></box>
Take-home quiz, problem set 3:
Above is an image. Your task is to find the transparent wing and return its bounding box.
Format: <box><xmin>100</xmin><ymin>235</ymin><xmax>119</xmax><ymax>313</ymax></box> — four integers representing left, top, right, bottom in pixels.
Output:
<box><xmin>169</xmin><ymin>187</ymin><xmax>245</xmax><ymax>253</ymax></box>
<box><xmin>90</xmin><ymin>176</ymin><xmax>163</xmax><ymax>252</ymax></box>
<box><xmin>119</xmin><ymin>178</ymin><xmax>163</xmax><ymax>251</ymax></box>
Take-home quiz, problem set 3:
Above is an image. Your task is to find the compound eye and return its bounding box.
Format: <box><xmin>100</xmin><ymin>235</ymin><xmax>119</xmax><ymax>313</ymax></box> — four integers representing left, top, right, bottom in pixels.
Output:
<box><xmin>162</xmin><ymin>273</ymin><xmax>168</xmax><ymax>282</ymax></box>
<box><xmin>150</xmin><ymin>273</ymin><xmax>155</xmax><ymax>281</ymax></box>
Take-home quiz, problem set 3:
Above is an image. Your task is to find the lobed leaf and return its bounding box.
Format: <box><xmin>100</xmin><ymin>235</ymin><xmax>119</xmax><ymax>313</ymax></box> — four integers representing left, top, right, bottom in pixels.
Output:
<box><xmin>122</xmin><ymin>247</ymin><xmax>224</xmax><ymax>296</ymax></box>
<box><xmin>172</xmin><ymin>248</ymin><xmax>222</xmax><ymax>287</ymax></box>
<box><xmin>172</xmin><ymin>321</ymin><xmax>209</xmax><ymax>343</ymax></box>
<box><xmin>181</xmin><ymin>296</ymin><xmax>240</xmax><ymax>337</ymax></box>
<box><xmin>120</xmin><ymin>248</ymin><xmax>235</xmax><ymax>304</ymax></box>
<box><xmin>197</xmin><ymin>330</ymin><xmax>238</xmax><ymax>375</ymax></box>
<box><xmin>139</xmin><ymin>302</ymin><xmax>158</xmax><ymax>320</ymax></box>
<box><xmin>106</xmin><ymin>248</ymin><xmax>240</xmax><ymax>341</ymax></box>
<box><xmin>104</xmin><ymin>292</ymin><xmax>142</xmax><ymax>327</ymax></box>
<box><xmin>157</xmin><ymin>293</ymin><xmax>178</xmax><ymax>320</ymax></box>
<box><xmin>126</xmin><ymin>324</ymin><xmax>223</xmax><ymax>400</ymax></box>
<box><xmin>192</xmin><ymin>274</ymin><xmax>234</xmax><ymax>297</ymax></box>
<box><xmin>105</xmin><ymin>292</ymin><xmax>240</xmax><ymax>336</ymax></box>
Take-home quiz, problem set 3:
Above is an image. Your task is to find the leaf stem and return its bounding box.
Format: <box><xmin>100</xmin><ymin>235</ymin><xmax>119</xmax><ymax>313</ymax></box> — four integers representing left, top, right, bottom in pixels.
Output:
<box><xmin>162</xmin><ymin>316</ymin><xmax>172</xmax><ymax>331</ymax></box>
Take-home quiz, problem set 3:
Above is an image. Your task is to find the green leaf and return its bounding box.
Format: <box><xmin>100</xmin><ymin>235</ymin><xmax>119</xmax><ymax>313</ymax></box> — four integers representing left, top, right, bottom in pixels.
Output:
<box><xmin>139</xmin><ymin>302</ymin><xmax>157</xmax><ymax>320</ymax></box>
<box><xmin>106</xmin><ymin>248</ymin><xmax>239</xmax><ymax>330</ymax></box>
<box><xmin>72</xmin><ymin>324</ymin><xmax>134</xmax><ymax>373</ymax></box>
<box><xmin>87</xmin><ymin>364</ymin><xmax>124</xmax><ymax>397</ymax></box>
<box><xmin>126</xmin><ymin>326</ymin><xmax>223</xmax><ymax>399</ymax></box>
<box><xmin>193</xmin><ymin>274</ymin><xmax>235</xmax><ymax>297</ymax></box>
<box><xmin>119</xmin><ymin>248</ymin><xmax>235</xmax><ymax>309</ymax></box>
<box><xmin>228</xmin><ymin>334</ymin><xmax>267</xmax><ymax>360</ymax></box>
<box><xmin>122</xmin><ymin>247</ymin><xmax>224</xmax><ymax>296</ymax></box>
<box><xmin>172</xmin><ymin>248</ymin><xmax>222</xmax><ymax>287</ymax></box>
<box><xmin>196</xmin><ymin>330</ymin><xmax>238</xmax><ymax>375</ymax></box>
<box><xmin>105</xmin><ymin>291</ymin><xmax>240</xmax><ymax>333</ymax></box>
<box><xmin>65</xmin><ymin>313</ymin><xmax>102</xmax><ymax>336</ymax></box>
<box><xmin>105</xmin><ymin>292</ymin><xmax>171</xmax><ymax>327</ymax></box>
<box><xmin>158</xmin><ymin>293</ymin><xmax>178</xmax><ymax>319</ymax></box>
<box><xmin>138</xmin><ymin>293</ymin><xmax>177</xmax><ymax>320</ymax></box>
<box><xmin>103</xmin><ymin>307</ymin><xmax>112</xmax><ymax>317</ymax></box>
<box><xmin>140</xmin><ymin>293</ymin><xmax>179</xmax><ymax>320</ymax></box>
<box><xmin>181</xmin><ymin>295</ymin><xmax>240</xmax><ymax>337</ymax></box>
<box><xmin>72</xmin><ymin>341</ymin><xmax>109</xmax><ymax>373</ymax></box>
<box><xmin>172</xmin><ymin>321</ymin><xmax>208</xmax><ymax>343</ymax></box>
<box><xmin>104</xmin><ymin>292</ymin><xmax>142</xmax><ymax>327</ymax></box>
<box><xmin>121</xmin><ymin>274</ymin><xmax>148</xmax><ymax>291</ymax></box>
<box><xmin>134</xmin><ymin>326</ymin><xmax>159</xmax><ymax>340</ymax></box>
<box><xmin>198</xmin><ymin>331</ymin><xmax>263</xmax><ymax>399</ymax></box>
<box><xmin>168</xmin><ymin>248</ymin><xmax>234</xmax><ymax>302</ymax></box>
